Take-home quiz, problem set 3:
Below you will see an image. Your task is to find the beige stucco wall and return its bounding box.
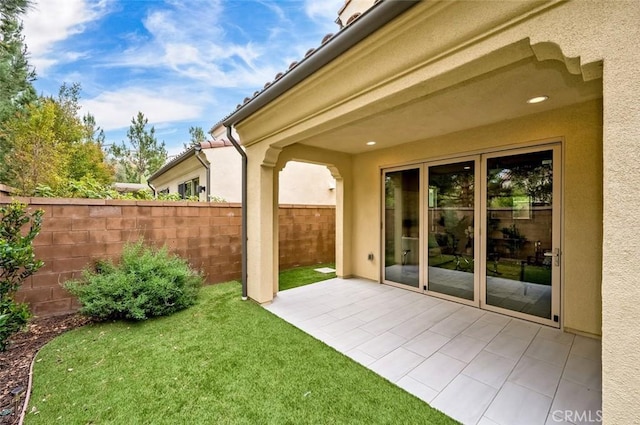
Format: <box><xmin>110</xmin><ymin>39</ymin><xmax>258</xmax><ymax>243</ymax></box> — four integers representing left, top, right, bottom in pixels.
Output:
<box><xmin>351</xmin><ymin>99</ymin><xmax>603</xmax><ymax>337</ymax></box>
<box><xmin>232</xmin><ymin>1</ymin><xmax>639</xmax><ymax>421</ymax></box>
<box><xmin>150</xmin><ymin>156</ymin><xmax>208</xmax><ymax>201</ymax></box>
<box><xmin>152</xmin><ymin>147</ymin><xmax>335</xmax><ymax>205</ymax></box>
<box><xmin>279</xmin><ymin>161</ymin><xmax>335</xmax><ymax>205</ymax></box>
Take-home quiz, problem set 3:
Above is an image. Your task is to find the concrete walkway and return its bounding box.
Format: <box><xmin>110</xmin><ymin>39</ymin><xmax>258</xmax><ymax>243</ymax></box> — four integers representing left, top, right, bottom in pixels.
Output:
<box><xmin>264</xmin><ymin>278</ymin><xmax>602</xmax><ymax>425</ymax></box>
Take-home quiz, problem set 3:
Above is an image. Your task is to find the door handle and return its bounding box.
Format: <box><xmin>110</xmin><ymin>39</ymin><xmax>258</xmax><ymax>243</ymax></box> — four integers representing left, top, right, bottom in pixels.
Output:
<box><xmin>543</xmin><ymin>248</ymin><xmax>561</xmax><ymax>267</ymax></box>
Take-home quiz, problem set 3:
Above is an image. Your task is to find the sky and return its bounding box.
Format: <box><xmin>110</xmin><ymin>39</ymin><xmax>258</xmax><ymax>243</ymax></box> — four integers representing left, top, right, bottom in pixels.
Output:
<box><xmin>21</xmin><ymin>0</ymin><xmax>344</xmax><ymax>157</ymax></box>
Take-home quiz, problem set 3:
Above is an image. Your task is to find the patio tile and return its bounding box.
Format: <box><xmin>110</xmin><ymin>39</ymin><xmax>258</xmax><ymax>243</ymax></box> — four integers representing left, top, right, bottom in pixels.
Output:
<box><xmin>388</xmin><ymin>316</ymin><xmax>434</xmax><ymax>339</ymax></box>
<box><xmin>407</xmin><ymin>352</ymin><xmax>466</xmax><ymax>392</ymax></box>
<box><xmin>329</xmin><ymin>327</ymin><xmax>376</xmax><ymax>352</ymax></box>
<box><xmin>449</xmin><ymin>305</ymin><xmax>486</xmax><ymax>323</ymax></box>
<box><xmin>429</xmin><ymin>317</ymin><xmax>471</xmax><ymax>338</ymax></box>
<box><xmin>355</xmin><ymin>331</ymin><xmax>407</xmax><ymax>359</ymax></box>
<box><xmin>403</xmin><ymin>330</ymin><xmax>451</xmax><ymax>358</ymax></box>
<box><xmin>319</xmin><ymin>315</ymin><xmax>366</xmax><ymax>338</ymax></box>
<box><xmin>570</xmin><ymin>335</ymin><xmax>601</xmax><ymax>361</ymax></box>
<box><xmin>536</xmin><ymin>326</ymin><xmax>575</xmax><ymax>346</ymax></box>
<box><xmin>396</xmin><ymin>376</ymin><xmax>438</xmax><ymax>403</ymax></box>
<box><xmin>548</xmin><ymin>379</ymin><xmax>602</xmax><ymax>425</ymax></box>
<box><xmin>431</xmin><ymin>374</ymin><xmax>497</xmax><ymax>425</ymax></box>
<box><xmin>484</xmin><ymin>381</ymin><xmax>552</xmax><ymax>425</ymax></box>
<box><xmin>500</xmin><ymin>319</ymin><xmax>541</xmax><ymax>342</ymax></box>
<box><xmin>478</xmin><ymin>417</ymin><xmax>501</xmax><ymax>425</ymax></box>
<box><xmin>462</xmin><ymin>320</ymin><xmax>506</xmax><ymax>342</ymax></box>
<box><xmin>438</xmin><ymin>334</ymin><xmax>487</xmax><ymax>363</ymax></box>
<box><xmin>369</xmin><ymin>347</ymin><xmax>425</xmax><ymax>382</ymax></box>
<box><xmin>462</xmin><ymin>350</ymin><xmax>517</xmax><ymax>389</ymax></box>
<box><xmin>327</xmin><ymin>302</ymin><xmax>370</xmax><ymax>319</ymax></box>
<box><xmin>344</xmin><ymin>348</ymin><xmax>377</xmax><ymax>367</ymax></box>
<box><xmin>296</xmin><ymin>313</ymin><xmax>340</xmax><ymax>331</ymax></box>
<box><xmin>485</xmin><ymin>333</ymin><xmax>531</xmax><ymax>360</ymax></box>
<box><xmin>508</xmin><ymin>355</ymin><xmax>563</xmax><ymax>397</ymax></box>
<box><xmin>562</xmin><ymin>353</ymin><xmax>602</xmax><ymax>390</ymax></box>
<box><xmin>264</xmin><ymin>279</ymin><xmax>601</xmax><ymax>425</ymax></box>
<box><xmin>479</xmin><ymin>312</ymin><xmax>512</xmax><ymax>326</ymax></box>
<box><xmin>524</xmin><ymin>335</ymin><xmax>571</xmax><ymax>367</ymax></box>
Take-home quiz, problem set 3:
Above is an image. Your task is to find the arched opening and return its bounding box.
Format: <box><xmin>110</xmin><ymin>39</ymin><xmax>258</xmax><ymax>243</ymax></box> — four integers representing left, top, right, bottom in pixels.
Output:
<box><xmin>276</xmin><ymin>158</ymin><xmax>339</xmax><ymax>293</ymax></box>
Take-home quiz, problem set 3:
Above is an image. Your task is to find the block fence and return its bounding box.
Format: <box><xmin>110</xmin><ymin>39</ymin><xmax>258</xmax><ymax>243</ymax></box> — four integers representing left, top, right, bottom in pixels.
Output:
<box><xmin>1</xmin><ymin>198</ymin><xmax>335</xmax><ymax>316</ymax></box>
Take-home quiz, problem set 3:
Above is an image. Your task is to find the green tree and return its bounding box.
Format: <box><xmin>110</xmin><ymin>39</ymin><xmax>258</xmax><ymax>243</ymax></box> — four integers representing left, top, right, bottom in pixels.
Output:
<box><xmin>183</xmin><ymin>125</ymin><xmax>206</xmax><ymax>149</ymax></box>
<box><xmin>0</xmin><ymin>0</ymin><xmax>36</xmax><ymax>175</ymax></box>
<box><xmin>1</xmin><ymin>83</ymin><xmax>114</xmax><ymax>193</ymax></box>
<box><xmin>2</xmin><ymin>99</ymin><xmax>65</xmax><ymax>194</ymax></box>
<box><xmin>110</xmin><ymin>112</ymin><xmax>167</xmax><ymax>183</ymax></box>
<box><xmin>0</xmin><ymin>0</ymin><xmax>35</xmax><ymax>124</ymax></box>
<box><xmin>0</xmin><ymin>201</ymin><xmax>43</xmax><ymax>350</ymax></box>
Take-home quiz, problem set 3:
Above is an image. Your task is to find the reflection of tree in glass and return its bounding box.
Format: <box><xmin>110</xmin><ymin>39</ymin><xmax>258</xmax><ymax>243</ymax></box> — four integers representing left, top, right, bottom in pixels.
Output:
<box><xmin>488</xmin><ymin>158</ymin><xmax>552</xmax><ymax>206</ymax></box>
<box><xmin>429</xmin><ymin>170</ymin><xmax>474</xmax><ymax>208</ymax></box>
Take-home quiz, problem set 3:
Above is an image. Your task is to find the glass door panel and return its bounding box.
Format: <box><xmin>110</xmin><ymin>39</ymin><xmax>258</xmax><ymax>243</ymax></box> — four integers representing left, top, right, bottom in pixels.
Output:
<box><xmin>427</xmin><ymin>161</ymin><xmax>475</xmax><ymax>301</ymax></box>
<box><xmin>384</xmin><ymin>168</ymin><xmax>420</xmax><ymax>288</ymax></box>
<box><xmin>485</xmin><ymin>150</ymin><xmax>555</xmax><ymax>320</ymax></box>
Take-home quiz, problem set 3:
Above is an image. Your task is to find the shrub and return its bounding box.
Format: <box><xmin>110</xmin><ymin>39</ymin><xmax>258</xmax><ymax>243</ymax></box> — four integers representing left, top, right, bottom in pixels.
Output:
<box><xmin>0</xmin><ymin>201</ymin><xmax>44</xmax><ymax>350</ymax></box>
<box><xmin>65</xmin><ymin>241</ymin><xmax>202</xmax><ymax>321</ymax></box>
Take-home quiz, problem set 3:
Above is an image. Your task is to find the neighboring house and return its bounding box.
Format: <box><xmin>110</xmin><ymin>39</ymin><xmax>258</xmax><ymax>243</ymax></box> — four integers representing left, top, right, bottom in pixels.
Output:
<box><xmin>336</xmin><ymin>0</ymin><xmax>376</xmax><ymax>28</ymax></box>
<box><xmin>148</xmin><ymin>130</ymin><xmax>335</xmax><ymax>204</ymax></box>
<box><xmin>219</xmin><ymin>1</ymin><xmax>639</xmax><ymax>423</ymax></box>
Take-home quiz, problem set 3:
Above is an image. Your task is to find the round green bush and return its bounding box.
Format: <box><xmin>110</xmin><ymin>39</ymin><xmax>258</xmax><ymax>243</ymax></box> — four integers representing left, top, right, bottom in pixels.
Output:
<box><xmin>65</xmin><ymin>241</ymin><xmax>202</xmax><ymax>320</ymax></box>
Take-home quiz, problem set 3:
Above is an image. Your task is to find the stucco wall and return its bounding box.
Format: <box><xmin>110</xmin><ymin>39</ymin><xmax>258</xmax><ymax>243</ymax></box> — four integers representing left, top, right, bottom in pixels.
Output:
<box><xmin>351</xmin><ymin>99</ymin><xmax>603</xmax><ymax>337</ymax></box>
<box><xmin>153</xmin><ymin>147</ymin><xmax>335</xmax><ymax>205</ymax></box>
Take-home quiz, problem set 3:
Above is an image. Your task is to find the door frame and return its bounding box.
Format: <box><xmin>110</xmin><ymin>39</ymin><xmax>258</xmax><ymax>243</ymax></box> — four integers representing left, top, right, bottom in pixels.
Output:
<box><xmin>479</xmin><ymin>143</ymin><xmax>562</xmax><ymax>328</ymax></box>
<box><xmin>380</xmin><ymin>140</ymin><xmax>563</xmax><ymax>327</ymax></box>
<box><xmin>423</xmin><ymin>154</ymin><xmax>481</xmax><ymax>307</ymax></box>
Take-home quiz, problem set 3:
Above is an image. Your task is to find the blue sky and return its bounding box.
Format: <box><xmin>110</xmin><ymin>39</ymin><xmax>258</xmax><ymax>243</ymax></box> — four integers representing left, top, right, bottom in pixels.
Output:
<box><xmin>22</xmin><ymin>0</ymin><xmax>343</xmax><ymax>157</ymax></box>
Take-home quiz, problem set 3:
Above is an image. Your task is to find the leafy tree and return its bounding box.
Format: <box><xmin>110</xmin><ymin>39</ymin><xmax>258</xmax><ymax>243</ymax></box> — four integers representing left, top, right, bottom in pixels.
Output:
<box><xmin>0</xmin><ymin>0</ymin><xmax>35</xmax><ymax>125</ymax></box>
<box><xmin>2</xmin><ymin>99</ymin><xmax>65</xmax><ymax>193</ymax></box>
<box><xmin>1</xmin><ymin>83</ymin><xmax>114</xmax><ymax>193</ymax></box>
<box><xmin>0</xmin><ymin>0</ymin><xmax>36</xmax><ymax>173</ymax></box>
<box><xmin>183</xmin><ymin>125</ymin><xmax>206</xmax><ymax>149</ymax></box>
<box><xmin>110</xmin><ymin>112</ymin><xmax>167</xmax><ymax>183</ymax></box>
<box><xmin>0</xmin><ymin>201</ymin><xmax>43</xmax><ymax>350</ymax></box>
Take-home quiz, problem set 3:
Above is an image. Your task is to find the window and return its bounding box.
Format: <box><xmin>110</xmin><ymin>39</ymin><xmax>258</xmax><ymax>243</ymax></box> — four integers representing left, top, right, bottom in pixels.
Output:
<box><xmin>178</xmin><ymin>178</ymin><xmax>200</xmax><ymax>200</ymax></box>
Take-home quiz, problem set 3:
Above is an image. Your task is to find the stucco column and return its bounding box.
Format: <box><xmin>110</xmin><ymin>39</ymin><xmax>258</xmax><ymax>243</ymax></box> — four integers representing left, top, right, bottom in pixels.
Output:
<box><xmin>601</xmin><ymin>31</ymin><xmax>640</xmax><ymax>423</ymax></box>
<box><xmin>335</xmin><ymin>169</ymin><xmax>352</xmax><ymax>278</ymax></box>
<box><xmin>245</xmin><ymin>144</ymin><xmax>280</xmax><ymax>304</ymax></box>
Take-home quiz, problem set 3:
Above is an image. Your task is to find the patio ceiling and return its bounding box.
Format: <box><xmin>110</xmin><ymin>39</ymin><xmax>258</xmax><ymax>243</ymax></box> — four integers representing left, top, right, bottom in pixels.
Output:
<box><xmin>296</xmin><ymin>57</ymin><xmax>602</xmax><ymax>155</ymax></box>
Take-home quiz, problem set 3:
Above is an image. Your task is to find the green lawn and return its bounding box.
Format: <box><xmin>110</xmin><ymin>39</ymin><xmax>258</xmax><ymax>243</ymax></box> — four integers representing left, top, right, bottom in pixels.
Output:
<box><xmin>26</xmin><ymin>282</ymin><xmax>456</xmax><ymax>425</ymax></box>
<box><xmin>279</xmin><ymin>263</ymin><xmax>336</xmax><ymax>291</ymax></box>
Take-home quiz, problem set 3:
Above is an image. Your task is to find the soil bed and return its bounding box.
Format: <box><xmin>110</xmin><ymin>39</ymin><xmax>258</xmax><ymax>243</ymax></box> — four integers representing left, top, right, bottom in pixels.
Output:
<box><xmin>0</xmin><ymin>313</ymin><xmax>90</xmax><ymax>425</ymax></box>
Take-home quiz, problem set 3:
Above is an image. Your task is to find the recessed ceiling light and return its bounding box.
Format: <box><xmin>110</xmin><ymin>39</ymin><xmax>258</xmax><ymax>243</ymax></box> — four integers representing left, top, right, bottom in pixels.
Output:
<box><xmin>366</xmin><ymin>141</ymin><xmax>376</xmax><ymax>146</ymax></box>
<box><xmin>526</xmin><ymin>95</ymin><xmax>549</xmax><ymax>104</ymax></box>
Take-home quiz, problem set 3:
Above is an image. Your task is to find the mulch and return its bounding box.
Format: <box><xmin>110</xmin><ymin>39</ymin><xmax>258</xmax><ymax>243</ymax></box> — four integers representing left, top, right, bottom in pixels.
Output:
<box><xmin>0</xmin><ymin>313</ymin><xmax>91</xmax><ymax>425</ymax></box>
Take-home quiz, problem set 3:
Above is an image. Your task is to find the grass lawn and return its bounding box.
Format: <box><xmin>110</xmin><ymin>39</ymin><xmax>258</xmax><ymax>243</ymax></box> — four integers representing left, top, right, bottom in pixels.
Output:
<box><xmin>26</xmin><ymin>282</ymin><xmax>456</xmax><ymax>425</ymax></box>
<box><xmin>279</xmin><ymin>263</ymin><xmax>336</xmax><ymax>291</ymax></box>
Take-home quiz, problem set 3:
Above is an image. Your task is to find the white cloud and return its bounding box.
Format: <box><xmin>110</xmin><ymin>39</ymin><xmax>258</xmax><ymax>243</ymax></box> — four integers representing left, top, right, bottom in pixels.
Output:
<box><xmin>22</xmin><ymin>0</ymin><xmax>111</xmax><ymax>74</ymax></box>
<box><xmin>304</xmin><ymin>0</ymin><xmax>344</xmax><ymax>26</ymax></box>
<box><xmin>81</xmin><ymin>87</ymin><xmax>205</xmax><ymax>131</ymax></box>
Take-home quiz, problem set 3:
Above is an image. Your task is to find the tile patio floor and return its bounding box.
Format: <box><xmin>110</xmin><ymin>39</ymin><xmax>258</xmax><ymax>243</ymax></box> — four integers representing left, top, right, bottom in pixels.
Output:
<box><xmin>264</xmin><ymin>278</ymin><xmax>602</xmax><ymax>425</ymax></box>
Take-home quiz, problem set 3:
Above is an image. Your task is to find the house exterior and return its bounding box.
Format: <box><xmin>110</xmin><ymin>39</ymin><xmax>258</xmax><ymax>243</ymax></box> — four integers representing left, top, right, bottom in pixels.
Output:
<box><xmin>219</xmin><ymin>1</ymin><xmax>640</xmax><ymax>423</ymax></box>
<box><xmin>148</xmin><ymin>134</ymin><xmax>335</xmax><ymax>205</ymax></box>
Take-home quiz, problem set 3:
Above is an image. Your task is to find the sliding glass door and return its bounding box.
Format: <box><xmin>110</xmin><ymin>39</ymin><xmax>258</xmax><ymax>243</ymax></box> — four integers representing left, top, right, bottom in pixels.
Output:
<box><xmin>382</xmin><ymin>144</ymin><xmax>561</xmax><ymax>326</ymax></box>
<box><xmin>426</xmin><ymin>159</ymin><xmax>478</xmax><ymax>303</ymax></box>
<box><xmin>383</xmin><ymin>167</ymin><xmax>421</xmax><ymax>289</ymax></box>
<box><xmin>482</xmin><ymin>147</ymin><xmax>560</xmax><ymax>323</ymax></box>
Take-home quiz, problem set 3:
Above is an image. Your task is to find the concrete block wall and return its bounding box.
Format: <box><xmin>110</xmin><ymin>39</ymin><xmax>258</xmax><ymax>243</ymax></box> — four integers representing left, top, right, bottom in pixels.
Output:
<box><xmin>1</xmin><ymin>198</ymin><xmax>335</xmax><ymax>316</ymax></box>
<box><xmin>278</xmin><ymin>205</ymin><xmax>336</xmax><ymax>270</ymax></box>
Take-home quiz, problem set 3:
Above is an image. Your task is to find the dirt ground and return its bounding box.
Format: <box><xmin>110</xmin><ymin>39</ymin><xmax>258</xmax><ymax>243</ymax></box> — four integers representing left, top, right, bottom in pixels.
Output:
<box><xmin>0</xmin><ymin>313</ymin><xmax>90</xmax><ymax>425</ymax></box>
